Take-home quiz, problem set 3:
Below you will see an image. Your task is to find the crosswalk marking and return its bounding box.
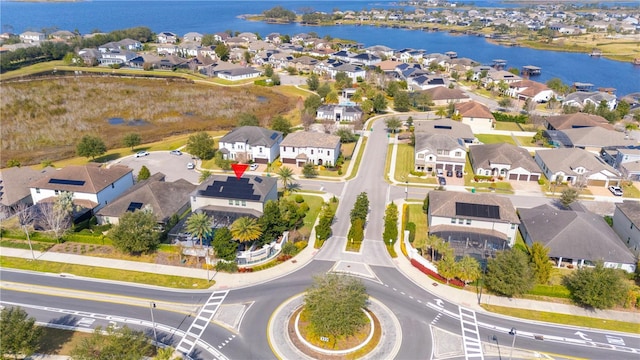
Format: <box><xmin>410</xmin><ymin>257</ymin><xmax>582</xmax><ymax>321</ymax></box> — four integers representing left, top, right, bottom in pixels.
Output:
<box><xmin>458</xmin><ymin>306</ymin><xmax>484</xmax><ymax>359</ymax></box>
<box><xmin>175</xmin><ymin>290</ymin><xmax>229</xmax><ymax>357</ymax></box>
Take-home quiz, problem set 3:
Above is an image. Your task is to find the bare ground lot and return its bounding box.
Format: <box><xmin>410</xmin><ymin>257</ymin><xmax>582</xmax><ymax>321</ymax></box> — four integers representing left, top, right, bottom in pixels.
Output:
<box><xmin>1</xmin><ymin>76</ymin><xmax>296</xmax><ymax>166</ymax></box>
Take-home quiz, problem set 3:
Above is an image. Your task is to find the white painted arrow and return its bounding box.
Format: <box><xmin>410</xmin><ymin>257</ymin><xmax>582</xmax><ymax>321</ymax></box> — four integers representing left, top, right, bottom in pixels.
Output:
<box><xmin>574</xmin><ymin>331</ymin><xmax>592</xmax><ymax>341</ymax></box>
<box><xmin>434</xmin><ymin>299</ymin><xmax>444</xmax><ymax>307</ymax></box>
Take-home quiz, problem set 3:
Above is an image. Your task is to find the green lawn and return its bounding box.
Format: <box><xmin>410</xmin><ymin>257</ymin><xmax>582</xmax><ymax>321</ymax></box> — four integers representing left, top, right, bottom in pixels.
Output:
<box><xmin>475</xmin><ymin>134</ymin><xmax>516</xmax><ymax>145</ymax></box>
<box><xmin>285</xmin><ymin>194</ymin><xmax>324</xmax><ymax>233</ymax></box>
<box><xmin>516</xmin><ymin>136</ymin><xmax>535</xmax><ymax>146</ymax></box>
<box><xmin>622</xmin><ymin>181</ymin><xmax>640</xmax><ymax>199</ymax></box>
<box><xmin>394</xmin><ymin>144</ymin><xmax>437</xmax><ymax>184</ymax></box>
<box><xmin>482</xmin><ymin>304</ymin><xmax>640</xmax><ymax>334</ymax></box>
<box><xmin>317</xmin><ymin>142</ymin><xmax>356</xmax><ymax>177</ymax></box>
<box><xmin>407</xmin><ymin>204</ymin><xmax>428</xmax><ymax>246</ymax></box>
<box><xmin>494</xmin><ymin>122</ymin><xmax>522</xmax><ymax>131</ymax></box>
<box><xmin>464</xmin><ymin>155</ymin><xmax>514</xmax><ymax>193</ymax></box>
<box><xmin>345</xmin><ymin>137</ymin><xmax>367</xmax><ymax>181</ymax></box>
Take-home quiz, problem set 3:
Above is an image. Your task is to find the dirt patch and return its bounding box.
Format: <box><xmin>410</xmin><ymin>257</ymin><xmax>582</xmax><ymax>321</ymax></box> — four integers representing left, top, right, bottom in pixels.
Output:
<box><xmin>287</xmin><ymin>306</ymin><xmax>380</xmax><ymax>360</ymax></box>
<box><xmin>48</xmin><ymin>242</ymin><xmax>204</xmax><ymax>268</ymax></box>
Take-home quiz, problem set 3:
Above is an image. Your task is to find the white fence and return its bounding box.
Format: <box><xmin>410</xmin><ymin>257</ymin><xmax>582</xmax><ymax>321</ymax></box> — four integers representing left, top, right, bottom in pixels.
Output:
<box><xmin>403</xmin><ymin>230</ymin><xmax>438</xmax><ymax>273</ymax></box>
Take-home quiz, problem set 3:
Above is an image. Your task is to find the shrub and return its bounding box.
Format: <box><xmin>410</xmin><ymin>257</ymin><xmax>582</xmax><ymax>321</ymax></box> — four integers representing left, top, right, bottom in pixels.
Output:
<box><xmin>410</xmin><ymin>170</ymin><xmax>426</xmax><ymax>177</ymax></box>
<box><xmin>537</xmin><ymin>178</ymin><xmax>546</xmax><ymax>185</ymax></box>
<box><xmin>294</xmin><ymin>195</ymin><xmax>304</xmax><ymax>203</ymax></box>
<box><xmin>281</xmin><ymin>241</ymin><xmax>298</xmax><ymax>255</ymax></box>
<box><xmin>215</xmin><ymin>261</ymin><xmax>238</xmax><ymax>273</ymax></box>
<box><xmin>294</xmin><ymin>240</ymin><xmax>308</xmax><ymax>252</ymax></box>
<box><xmin>406</xmin><ymin>222</ymin><xmax>416</xmax><ymax>243</ymax></box>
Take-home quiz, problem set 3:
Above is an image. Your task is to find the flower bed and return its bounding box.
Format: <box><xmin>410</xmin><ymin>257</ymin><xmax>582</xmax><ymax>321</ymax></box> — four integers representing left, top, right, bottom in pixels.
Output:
<box><xmin>410</xmin><ymin>258</ymin><xmax>465</xmax><ymax>288</ymax></box>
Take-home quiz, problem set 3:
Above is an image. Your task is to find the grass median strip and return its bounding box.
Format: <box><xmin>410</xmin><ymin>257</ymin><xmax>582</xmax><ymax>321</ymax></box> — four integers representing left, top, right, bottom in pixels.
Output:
<box><xmin>0</xmin><ymin>256</ymin><xmax>212</xmax><ymax>289</ymax></box>
<box><xmin>481</xmin><ymin>304</ymin><xmax>640</xmax><ymax>334</ymax></box>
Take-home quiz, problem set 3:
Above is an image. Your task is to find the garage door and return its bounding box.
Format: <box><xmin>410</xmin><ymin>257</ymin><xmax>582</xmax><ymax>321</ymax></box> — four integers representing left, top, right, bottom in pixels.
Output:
<box><xmin>509</xmin><ymin>173</ymin><xmax>518</xmax><ymax>180</ymax></box>
<box><xmin>254</xmin><ymin>158</ymin><xmax>268</xmax><ymax>164</ymax></box>
<box><xmin>282</xmin><ymin>158</ymin><xmax>296</xmax><ymax>164</ymax></box>
<box><xmin>587</xmin><ymin>179</ymin><xmax>606</xmax><ymax>186</ymax></box>
<box><xmin>530</xmin><ymin>174</ymin><xmax>539</xmax><ymax>182</ymax></box>
<box><xmin>518</xmin><ymin>174</ymin><xmax>528</xmax><ymax>181</ymax></box>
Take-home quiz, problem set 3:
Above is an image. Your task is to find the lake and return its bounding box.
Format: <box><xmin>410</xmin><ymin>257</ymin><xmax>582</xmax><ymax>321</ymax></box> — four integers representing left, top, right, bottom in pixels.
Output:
<box><xmin>1</xmin><ymin>0</ymin><xmax>639</xmax><ymax>95</ymax></box>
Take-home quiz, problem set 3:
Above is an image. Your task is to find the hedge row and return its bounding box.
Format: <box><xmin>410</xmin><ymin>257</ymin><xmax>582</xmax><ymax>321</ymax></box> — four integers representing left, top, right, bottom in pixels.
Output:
<box><xmin>492</xmin><ymin>112</ymin><xmax>528</xmax><ymax>124</ymax></box>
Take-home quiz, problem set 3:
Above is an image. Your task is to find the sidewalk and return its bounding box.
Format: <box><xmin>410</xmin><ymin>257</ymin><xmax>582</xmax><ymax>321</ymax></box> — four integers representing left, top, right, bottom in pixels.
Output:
<box><xmin>390</xmin><ymin>221</ymin><xmax>640</xmax><ymax>325</ymax></box>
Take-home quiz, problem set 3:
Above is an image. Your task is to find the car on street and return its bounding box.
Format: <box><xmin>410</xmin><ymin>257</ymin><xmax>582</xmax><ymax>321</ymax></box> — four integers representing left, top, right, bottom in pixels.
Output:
<box><xmin>609</xmin><ymin>185</ymin><xmax>623</xmax><ymax>196</ymax></box>
<box><xmin>438</xmin><ymin>176</ymin><xmax>446</xmax><ymax>186</ymax></box>
<box><xmin>250</xmin><ymin>163</ymin><xmax>259</xmax><ymax>171</ymax></box>
<box><xmin>170</xmin><ymin>150</ymin><xmax>182</xmax><ymax>156</ymax></box>
<box><xmin>135</xmin><ymin>151</ymin><xmax>149</xmax><ymax>158</ymax></box>
<box><xmin>187</xmin><ymin>162</ymin><xmax>195</xmax><ymax>170</ymax></box>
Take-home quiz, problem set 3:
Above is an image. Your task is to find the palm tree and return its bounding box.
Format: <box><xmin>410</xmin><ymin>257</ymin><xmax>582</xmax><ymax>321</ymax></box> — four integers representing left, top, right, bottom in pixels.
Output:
<box><xmin>185</xmin><ymin>212</ymin><xmax>213</xmax><ymax>248</ymax></box>
<box><xmin>457</xmin><ymin>256</ymin><xmax>481</xmax><ymax>285</ymax></box>
<box><xmin>435</xmin><ymin>107</ymin><xmax>447</xmax><ymax>119</ymax></box>
<box><xmin>230</xmin><ymin>217</ymin><xmax>262</xmax><ymax>244</ymax></box>
<box><xmin>277</xmin><ymin>167</ymin><xmax>294</xmax><ymax>194</ymax></box>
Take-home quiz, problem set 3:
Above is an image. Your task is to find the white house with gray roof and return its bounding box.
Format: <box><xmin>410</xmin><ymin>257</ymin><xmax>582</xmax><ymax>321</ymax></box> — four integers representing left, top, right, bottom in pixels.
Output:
<box><xmin>551</xmin><ymin>126</ymin><xmax>636</xmax><ymax>152</ymax></box>
<box><xmin>280</xmin><ymin>131</ymin><xmax>341</xmax><ymax>167</ymax></box>
<box><xmin>469</xmin><ymin>143</ymin><xmax>541</xmax><ymax>181</ymax></box>
<box><xmin>218</xmin><ymin>126</ymin><xmax>283</xmax><ymax>164</ymax></box>
<box><xmin>316</xmin><ymin>104</ymin><xmax>364</xmax><ymax>123</ymax></box>
<box><xmin>414</xmin><ymin>133</ymin><xmax>467</xmax><ymax>173</ymax></box>
<box><xmin>612</xmin><ymin>201</ymin><xmax>640</xmax><ymax>254</ymax></box>
<box><xmin>534</xmin><ymin>148</ymin><xmax>621</xmax><ymax>187</ymax></box>
<box><xmin>190</xmin><ymin>175</ymin><xmax>277</xmax><ymax>218</ymax></box>
<box><xmin>562</xmin><ymin>91</ymin><xmax>617</xmax><ymax>111</ymax></box>
<box><xmin>519</xmin><ymin>203</ymin><xmax>636</xmax><ymax>273</ymax></box>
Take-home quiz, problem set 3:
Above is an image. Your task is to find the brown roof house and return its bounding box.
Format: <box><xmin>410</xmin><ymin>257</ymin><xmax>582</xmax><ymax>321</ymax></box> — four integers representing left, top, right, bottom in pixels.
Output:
<box><xmin>421</xmin><ymin>86</ymin><xmax>470</xmax><ymax>106</ymax></box>
<box><xmin>469</xmin><ymin>143</ymin><xmax>541</xmax><ymax>182</ymax></box>
<box><xmin>0</xmin><ymin>166</ymin><xmax>56</xmax><ymax>217</ymax></box>
<box><xmin>506</xmin><ymin>79</ymin><xmax>556</xmax><ymax>103</ymax></box>
<box><xmin>519</xmin><ymin>203</ymin><xmax>636</xmax><ymax>273</ymax></box>
<box><xmin>95</xmin><ymin>173</ymin><xmax>196</xmax><ymax>226</ymax></box>
<box><xmin>428</xmin><ymin>191</ymin><xmax>520</xmax><ymax>261</ymax></box>
<box><xmin>544</xmin><ymin>113</ymin><xmax>613</xmax><ymax>131</ymax></box>
<box><xmin>29</xmin><ymin>163</ymin><xmax>134</xmax><ymax>212</ymax></box>
<box><xmin>454</xmin><ymin>101</ymin><xmax>495</xmax><ymax>133</ymax></box>
<box><xmin>551</xmin><ymin>126</ymin><xmax>636</xmax><ymax>152</ymax></box>
<box><xmin>190</xmin><ymin>175</ymin><xmax>278</xmax><ymax>223</ymax></box>
<box><xmin>280</xmin><ymin>131</ymin><xmax>341</xmax><ymax>167</ymax></box>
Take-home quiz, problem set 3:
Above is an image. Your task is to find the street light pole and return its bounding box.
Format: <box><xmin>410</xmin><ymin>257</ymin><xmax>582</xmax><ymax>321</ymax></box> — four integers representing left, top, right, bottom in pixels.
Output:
<box><xmin>405</xmin><ymin>180</ymin><xmax>408</xmax><ymax>200</ymax></box>
<box><xmin>150</xmin><ymin>302</ymin><xmax>158</xmax><ymax>344</ymax></box>
<box><xmin>509</xmin><ymin>327</ymin><xmax>517</xmax><ymax>360</ymax></box>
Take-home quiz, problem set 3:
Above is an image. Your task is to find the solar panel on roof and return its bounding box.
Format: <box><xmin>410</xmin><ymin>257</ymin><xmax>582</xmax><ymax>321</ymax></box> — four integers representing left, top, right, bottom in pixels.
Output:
<box><xmin>200</xmin><ymin>177</ymin><xmax>261</xmax><ymax>201</ymax></box>
<box><xmin>270</xmin><ymin>132</ymin><xmax>278</xmax><ymax>139</ymax></box>
<box><xmin>127</xmin><ymin>202</ymin><xmax>144</xmax><ymax>212</ymax></box>
<box><xmin>254</xmin><ymin>177</ymin><xmax>262</xmax><ymax>183</ymax></box>
<box><xmin>49</xmin><ymin>178</ymin><xmax>85</xmax><ymax>186</ymax></box>
<box><xmin>455</xmin><ymin>202</ymin><xmax>500</xmax><ymax>219</ymax></box>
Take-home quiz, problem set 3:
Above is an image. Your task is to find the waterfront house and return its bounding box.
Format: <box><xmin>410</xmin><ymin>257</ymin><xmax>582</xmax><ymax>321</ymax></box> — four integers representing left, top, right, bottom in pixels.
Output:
<box><xmin>96</xmin><ymin>173</ymin><xmax>195</xmax><ymax>226</ymax></box>
<box><xmin>428</xmin><ymin>191</ymin><xmax>520</xmax><ymax>258</ymax></box>
<box><xmin>157</xmin><ymin>31</ymin><xmax>178</xmax><ymax>44</ymax></box>
<box><xmin>562</xmin><ymin>91</ymin><xmax>617</xmax><ymax>111</ymax></box>
<box><xmin>183</xmin><ymin>32</ymin><xmax>203</xmax><ymax>43</ymax></box>
<box><xmin>534</xmin><ymin>148</ymin><xmax>621</xmax><ymax>187</ymax></box>
<box><xmin>19</xmin><ymin>31</ymin><xmax>45</xmax><ymax>43</ymax></box>
<box><xmin>454</xmin><ymin>101</ymin><xmax>495</xmax><ymax>133</ymax></box>
<box><xmin>29</xmin><ymin>163</ymin><xmax>134</xmax><ymax>213</ymax></box>
<box><xmin>279</xmin><ymin>131</ymin><xmax>341</xmax><ymax>167</ymax></box>
<box><xmin>612</xmin><ymin>201</ymin><xmax>640</xmax><ymax>254</ymax></box>
<box><xmin>50</xmin><ymin>30</ymin><xmax>76</xmax><ymax>41</ymax></box>
<box><xmin>519</xmin><ymin>203</ymin><xmax>636</xmax><ymax>273</ymax></box>
<box><xmin>218</xmin><ymin>126</ymin><xmax>283</xmax><ymax>164</ymax></box>
<box><xmin>99</xmin><ymin>50</ymin><xmax>138</xmax><ymax>66</ymax></box>
<box><xmin>506</xmin><ymin>80</ymin><xmax>555</xmax><ymax>103</ymax></box>
<box><xmin>469</xmin><ymin>143</ymin><xmax>541</xmax><ymax>181</ymax></box>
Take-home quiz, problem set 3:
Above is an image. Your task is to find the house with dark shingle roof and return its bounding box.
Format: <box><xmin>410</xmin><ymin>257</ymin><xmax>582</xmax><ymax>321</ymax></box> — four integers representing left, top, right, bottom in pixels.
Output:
<box><xmin>469</xmin><ymin>143</ymin><xmax>541</xmax><ymax>182</ymax></box>
<box><xmin>551</xmin><ymin>126</ymin><xmax>636</xmax><ymax>152</ymax></box>
<box><xmin>316</xmin><ymin>104</ymin><xmax>364</xmax><ymax>123</ymax></box>
<box><xmin>218</xmin><ymin>126</ymin><xmax>283</xmax><ymax>164</ymax></box>
<box><xmin>612</xmin><ymin>201</ymin><xmax>640</xmax><ymax>254</ymax></box>
<box><xmin>414</xmin><ymin>133</ymin><xmax>466</xmax><ymax>173</ymax></box>
<box><xmin>29</xmin><ymin>163</ymin><xmax>134</xmax><ymax>212</ymax></box>
<box><xmin>414</xmin><ymin>119</ymin><xmax>475</xmax><ymax>143</ymax></box>
<box><xmin>534</xmin><ymin>148</ymin><xmax>621</xmax><ymax>187</ymax></box>
<box><xmin>519</xmin><ymin>203</ymin><xmax>637</xmax><ymax>273</ymax></box>
<box><xmin>428</xmin><ymin>192</ymin><xmax>520</xmax><ymax>260</ymax></box>
<box><xmin>0</xmin><ymin>167</ymin><xmax>56</xmax><ymax>216</ymax></box>
<box><xmin>455</xmin><ymin>101</ymin><xmax>495</xmax><ymax>133</ymax></box>
<box><xmin>95</xmin><ymin>173</ymin><xmax>195</xmax><ymax>226</ymax></box>
<box><xmin>280</xmin><ymin>132</ymin><xmax>341</xmax><ymax>167</ymax></box>
<box><xmin>190</xmin><ymin>175</ymin><xmax>278</xmax><ymax>220</ymax></box>
<box><xmin>408</xmin><ymin>75</ymin><xmax>446</xmax><ymax>91</ymax></box>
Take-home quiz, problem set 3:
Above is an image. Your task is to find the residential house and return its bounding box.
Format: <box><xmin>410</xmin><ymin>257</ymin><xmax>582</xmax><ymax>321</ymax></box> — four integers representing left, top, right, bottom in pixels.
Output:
<box><xmin>315</xmin><ymin>62</ymin><xmax>366</xmax><ymax>81</ymax></box>
<box><xmin>421</xmin><ymin>86</ymin><xmax>471</xmax><ymax>107</ymax></box>
<box><xmin>482</xmin><ymin>70</ymin><xmax>522</xmax><ymax>88</ymax></box>
<box><xmin>213</xmin><ymin>32</ymin><xmax>230</xmax><ymax>43</ymax></box>
<box><xmin>248</xmin><ymin>40</ymin><xmax>276</xmax><ymax>53</ymax></box>
<box><xmin>562</xmin><ymin>91</ymin><xmax>617</xmax><ymax>111</ymax></box>
<box><xmin>216</xmin><ymin>66</ymin><xmax>261</xmax><ymax>81</ymax></box>
<box><xmin>280</xmin><ymin>132</ymin><xmax>341</xmax><ymax>167</ymax></box>
<box><xmin>414</xmin><ymin>133</ymin><xmax>467</xmax><ymax>173</ymax></box>
<box><xmin>182</xmin><ymin>32</ymin><xmax>203</xmax><ymax>43</ymax></box>
<box><xmin>268</xmin><ymin>53</ymin><xmax>294</xmax><ymax>69</ymax></box>
<box><xmin>29</xmin><ymin>163</ymin><xmax>134</xmax><ymax>213</ymax></box>
<box><xmin>612</xmin><ymin>148</ymin><xmax>640</xmax><ymax>180</ymax></box>
<box><xmin>156</xmin><ymin>44</ymin><xmax>179</xmax><ymax>55</ymax></box>
<box><xmin>612</xmin><ymin>201</ymin><xmax>640</xmax><ymax>254</ymax></box>
<box><xmin>469</xmin><ymin>143</ymin><xmax>541</xmax><ymax>181</ymax></box>
<box><xmin>408</xmin><ymin>75</ymin><xmax>446</xmax><ymax>91</ymax></box>
<box><xmin>414</xmin><ymin>119</ymin><xmax>476</xmax><ymax>144</ymax></box>
<box><xmin>78</xmin><ymin>48</ymin><xmax>101</xmax><ymax>66</ymax></box>
<box><xmin>548</xmin><ymin>126</ymin><xmax>636</xmax><ymax>151</ymax></box>
<box><xmin>20</xmin><ymin>31</ymin><xmax>45</xmax><ymax>43</ymax></box>
<box><xmin>506</xmin><ymin>80</ymin><xmax>555</xmax><ymax>103</ymax></box>
<box><xmin>455</xmin><ymin>101</ymin><xmax>495</xmax><ymax>133</ymax></box>
<box><xmin>237</xmin><ymin>32</ymin><xmax>258</xmax><ymax>43</ymax></box>
<box><xmin>264</xmin><ymin>33</ymin><xmax>282</xmax><ymax>44</ymax></box>
<box><xmin>316</xmin><ymin>104</ymin><xmax>364</xmax><ymax>123</ymax></box>
<box><xmin>519</xmin><ymin>203</ymin><xmax>636</xmax><ymax>273</ymax></box>
<box><xmin>0</xmin><ymin>167</ymin><xmax>56</xmax><ymax>217</ymax></box>
<box><xmin>95</xmin><ymin>173</ymin><xmax>195</xmax><ymax>226</ymax></box>
<box><xmin>544</xmin><ymin>113</ymin><xmax>613</xmax><ymax>131</ymax></box>
<box><xmin>157</xmin><ymin>32</ymin><xmax>178</xmax><ymax>44</ymax></box>
<box><xmin>350</xmin><ymin>53</ymin><xmax>381</xmax><ymax>66</ymax></box>
<box><xmin>428</xmin><ymin>191</ymin><xmax>520</xmax><ymax>258</ymax></box>
<box><xmin>290</xmin><ymin>56</ymin><xmax>318</xmax><ymax>72</ymax></box>
<box><xmin>190</xmin><ymin>175</ymin><xmax>278</xmax><ymax>219</ymax></box>
<box><xmin>50</xmin><ymin>30</ymin><xmax>76</xmax><ymax>41</ymax></box>
<box><xmin>534</xmin><ymin>148</ymin><xmax>621</xmax><ymax>187</ymax></box>
<box><xmin>218</xmin><ymin>126</ymin><xmax>283</xmax><ymax>164</ymax></box>
<box><xmin>99</xmin><ymin>50</ymin><xmax>137</xmax><ymax>66</ymax></box>
<box><xmin>365</xmin><ymin>45</ymin><xmax>394</xmax><ymax>58</ymax></box>
<box><xmin>331</xmin><ymin>50</ymin><xmax>357</xmax><ymax>63</ymax></box>
<box><xmin>376</xmin><ymin>59</ymin><xmax>403</xmax><ymax>73</ymax></box>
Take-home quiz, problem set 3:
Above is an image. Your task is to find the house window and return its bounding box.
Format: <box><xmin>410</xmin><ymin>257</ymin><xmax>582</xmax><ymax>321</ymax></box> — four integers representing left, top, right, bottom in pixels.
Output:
<box><xmin>235</xmin><ymin>200</ymin><xmax>240</xmax><ymax>206</ymax></box>
<box><xmin>259</xmin><ymin>147</ymin><xmax>263</xmax><ymax>153</ymax></box>
<box><xmin>458</xmin><ymin>218</ymin><xmax>464</xmax><ymax>224</ymax></box>
<box><xmin>111</xmin><ymin>183</ymin><xmax>115</xmax><ymax>189</ymax></box>
<box><xmin>54</xmin><ymin>190</ymin><xmax>59</xmax><ymax>195</ymax></box>
<box><xmin>451</xmin><ymin>218</ymin><xmax>456</xmax><ymax>224</ymax></box>
<box><xmin>242</xmin><ymin>201</ymin><xmax>246</xmax><ymax>206</ymax></box>
<box><xmin>311</xmin><ymin>149</ymin><xmax>314</xmax><ymax>154</ymax></box>
<box><xmin>466</xmin><ymin>219</ymin><xmax>471</xmax><ymax>225</ymax></box>
<box><xmin>511</xmin><ymin>224</ymin><xmax>516</xmax><ymax>229</ymax></box>
<box><xmin>229</xmin><ymin>199</ymin><xmax>234</xmax><ymax>205</ymax></box>
<box><xmin>35</xmin><ymin>188</ymin><xmax>40</xmax><ymax>194</ymax></box>
<box><xmin>455</xmin><ymin>151</ymin><xmax>462</xmax><ymax>157</ymax></box>
<box><xmin>418</xmin><ymin>154</ymin><xmax>424</xmax><ymax>159</ymax></box>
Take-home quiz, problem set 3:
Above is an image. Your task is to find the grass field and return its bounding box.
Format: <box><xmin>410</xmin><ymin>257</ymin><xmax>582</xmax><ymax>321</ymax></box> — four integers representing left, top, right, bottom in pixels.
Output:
<box><xmin>494</xmin><ymin>122</ymin><xmax>522</xmax><ymax>131</ymax></box>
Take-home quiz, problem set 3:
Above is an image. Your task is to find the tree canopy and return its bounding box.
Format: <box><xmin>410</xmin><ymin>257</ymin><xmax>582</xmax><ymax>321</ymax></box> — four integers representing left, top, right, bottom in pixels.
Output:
<box><xmin>383</xmin><ymin>202</ymin><xmax>398</xmax><ymax>244</ymax></box>
<box><xmin>212</xmin><ymin>227</ymin><xmax>237</xmax><ymax>261</ymax></box>
<box><xmin>304</xmin><ymin>274</ymin><xmax>369</xmax><ymax>340</ymax></box>
<box><xmin>0</xmin><ymin>306</ymin><xmax>43</xmax><ymax>359</ymax></box>
<box><xmin>110</xmin><ymin>209</ymin><xmax>161</xmax><ymax>254</ymax></box>
<box><xmin>185</xmin><ymin>212</ymin><xmax>213</xmax><ymax>247</ymax></box>
<box><xmin>76</xmin><ymin>135</ymin><xmax>107</xmax><ymax>160</ymax></box>
<box><xmin>564</xmin><ymin>262</ymin><xmax>629</xmax><ymax>309</ymax></box>
<box><xmin>528</xmin><ymin>242</ymin><xmax>553</xmax><ymax>284</ymax></box>
<box><xmin>350</xmin><ymin>192</ymin><xmax>369</xmax><ymax>225</ymax></box>
<box><xmin>70</xmin><ymin>325</ymin><xmax>152</xmax><ymax>360</ymax></box>
<box><xmin>122</xmin><ymin>133</ymin><xmax>141</xmax><ymax>150</ymax></box>
<box><xmin>238</xmin><ymin>113</ymin><xmax>260</xmax><ymax>127</ymax></box>
<box><xmin>137</xmin><ymin>165</ymin><xmax>151</xmax><ymax>181</ymax></box>
<box><xmin>186</xmin><ymin>131</ymin><xmax>215</xmax><ymax>160</ymax></box>
<box><xmin>230</xmin><ymin>216</ymin><xmax>262</xmax><ymax>243</ymax></box>
<box><xmin>485</xmin><ymin>249</ymin><xmax>535</xmax><ymax>297</ymax></box>
<box><xmin>271</xmin><ymin>116</ymin><xmax>292</xmax><ymax>136</ymax></box>
<box><xmin>385</xmin><ymin>117</ymin><xmax>403</xmax><ymax>133</ymax></box>
<box><xmin>263</xmin><ymin>6</ymin><xmax>296</xmax><ymax>22</ymax></box>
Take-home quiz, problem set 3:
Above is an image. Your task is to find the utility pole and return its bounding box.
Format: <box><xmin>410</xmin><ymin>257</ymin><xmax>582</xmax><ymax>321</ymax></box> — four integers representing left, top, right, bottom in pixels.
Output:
<box><xmin>150</xmin><ymin>302</ymin><xmax>157</xmax><ymax>344</ymax></box>
<box><xmin>509</xmin><ymin>327</ymin><xmax>517</xmax><ymax>360</ymax></box>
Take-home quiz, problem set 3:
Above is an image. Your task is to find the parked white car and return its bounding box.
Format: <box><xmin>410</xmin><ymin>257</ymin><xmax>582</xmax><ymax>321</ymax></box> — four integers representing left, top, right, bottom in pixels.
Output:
<box><xmin>135</xmin><ymin>151</ymin><xmax>149</xmax><ymax>158</ymax></box>
<box><xmin>609</xmin><ymin>185</ymin><xmax>623</xmax><ymax>196</ymax></box>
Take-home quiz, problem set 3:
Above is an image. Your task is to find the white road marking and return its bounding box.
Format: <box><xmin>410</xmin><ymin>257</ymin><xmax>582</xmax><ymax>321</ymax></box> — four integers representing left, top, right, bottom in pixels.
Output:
<box><xmin>606</xmin><ymin>335</ymin><xmax>626</xmax><ymax>346</ymax></box>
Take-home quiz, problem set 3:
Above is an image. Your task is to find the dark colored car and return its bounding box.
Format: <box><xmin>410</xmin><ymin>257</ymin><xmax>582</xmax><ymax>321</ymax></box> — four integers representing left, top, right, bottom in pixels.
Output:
<box><xmin>446</xmin><ymin>170</ymin><xmax>453</xmax><ymax>177</ymax></box>
<box><xmin>438</xmin><ymin>176</ymin><xmax>446</xmax><ymax>186</ymax></box>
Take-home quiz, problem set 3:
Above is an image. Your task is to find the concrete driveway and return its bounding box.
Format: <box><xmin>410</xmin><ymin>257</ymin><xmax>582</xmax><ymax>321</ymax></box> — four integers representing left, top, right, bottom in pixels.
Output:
<box><xmin>111</xmin><ymin>151</ymin><xmax>201</xmax><ymax>184</ymax></box>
